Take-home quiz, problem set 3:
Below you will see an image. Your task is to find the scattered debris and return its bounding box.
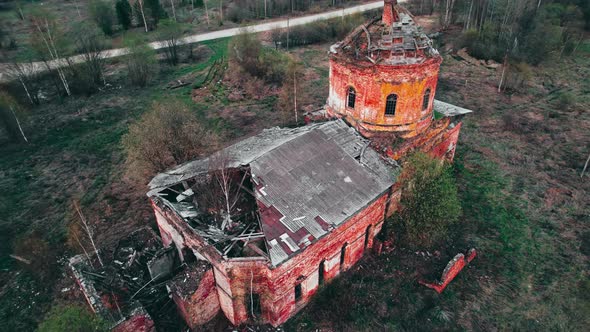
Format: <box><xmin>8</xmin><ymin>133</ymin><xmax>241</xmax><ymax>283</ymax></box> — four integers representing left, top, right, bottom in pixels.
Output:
<box><xmin>419</xmin><ymin>248</ymin><xmax>477</xmax><ymax>293</ymax></box>
<box><xmin>69</xmin><ymin>227</ymin><xmax>184</xmax><ymax>331</ymax></box>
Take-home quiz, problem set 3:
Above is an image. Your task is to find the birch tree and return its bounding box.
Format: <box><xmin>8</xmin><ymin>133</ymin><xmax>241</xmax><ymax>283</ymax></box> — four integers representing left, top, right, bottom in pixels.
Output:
<box><xmin>137</xmin><ymin>0</ymin><xmax>149</xmax><ymax>32</ymax></box>
<box><xmin>6</xmin><ymin>56</ymin><xmax>41</xmax><ymax>106</ymax></box>
<box><xmin>72</xmin><ymin>200</ymin><xmax>103</xmax><ymax>267</ymax></box>
<box><xmin>28</xmin><ymin>9</ymin><xmax>71</xmax><ymax>96</ymax></box>
<box><xmin>443</xmin><ymin>0</ymin><xmax>456</xmax><ymax>29</ymax></box>
<box><xmin>0</xmin><ymin>91</ymin><xmax>28</xmax><ymax>143</ymax></box>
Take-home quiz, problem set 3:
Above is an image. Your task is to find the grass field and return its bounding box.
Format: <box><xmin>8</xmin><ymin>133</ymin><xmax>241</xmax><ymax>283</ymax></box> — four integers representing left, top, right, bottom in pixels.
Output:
<box><xmin>1</xmin><ymin>24</ymin><xmax>589</xmax><ymax>331</ymax></box>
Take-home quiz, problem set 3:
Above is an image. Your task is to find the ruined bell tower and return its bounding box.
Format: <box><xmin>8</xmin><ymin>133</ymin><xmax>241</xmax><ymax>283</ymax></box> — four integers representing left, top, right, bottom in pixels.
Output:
<box><xmin>326</xmin><ymin>0</ymin><xmax>443</xmax><ymax>138</ymax></box>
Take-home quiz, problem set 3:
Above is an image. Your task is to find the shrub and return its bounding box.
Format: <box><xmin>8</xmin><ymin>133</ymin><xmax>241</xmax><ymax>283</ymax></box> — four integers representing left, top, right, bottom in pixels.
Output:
<box><xmin>69</xmin><ymin>23</ymin><xmax>108</xmax><ymax>95</ymax></box>
<box><xmin>555</xmin><ymin>91</ymin><xmax>576</xmax><ymax>110</ymax></box>
<box><xmin>393</xmin><ymin>152</ymin><xmax>461</xmax><ymax>248</ymax></box>
<box><xmin>38</xmin><ymin>305</ymin><xmax>108</xmax><ymax>332</ymax></box>
<box><xmin>124</xmin><ymin>36</ymin><xmax>157</xmax><ymax>87</ymax></box>
<box><xmin>157</xmin><ymin>19</ymin><xmax>183</xmax><ymax>66</ymax></box>
<box><xmin>122</xmin><ymin>100</ymin><xmax>219</xmax><ymax>184</ymax></box>
<box><xmin>228</xmin><ymin>31</ymin><xmax>288</xmax><ymax>84</ymax></box>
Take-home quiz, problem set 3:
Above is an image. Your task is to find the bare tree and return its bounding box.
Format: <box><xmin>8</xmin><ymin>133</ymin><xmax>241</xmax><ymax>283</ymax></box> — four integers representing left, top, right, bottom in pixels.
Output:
<box><xmin>138</xmin><ymin>0</ymin><xmax>149</xmax><ymax>32</ymax></box>
<box><xmin>71</xmin><ymin>24</ymin><xmax>108</xmax><ymax>91</ymax></box>
<box><xmin>581</xmin><ymin>152</ymin><xmax>590</xmax><ymax>178</ymax></box>
<box><xmin>29</xmin><ymin>9</ymin><xmax>71</xmax><ymax>96</ymax></box>
<box><xmin>0</xmin><ymin>91</ymin><xmax>29</xmax><ymax>143</ymax></box>
<box><xmin>73</xmin><ymin>200</ymin><xmax>103</xmax><ymax>267</ymax></box>
<box><xmin>443</xmin><ymin>0</ymin><xmax>456</xmax><ymax>29</ymax></box>
<box><xmin>204</xmin><ymin>0</ymin><xmax>211</xmax><ymax>27</ymax></box>
<box><xmin>208</xmin><ymin>153</ymin><xmax>249</xmax><ymax>230</ymax></box>
<box><xmin>169</xmin><ymin>0</ymin><xmax>177</xmax><ymax>21</ymax></box>
<box><xmin>6</xmin><ymin>60</ymin><xmax>40</xmax><ymax>105</ymax></box>
<box><xmin>158</xmin><ymin>19</ymin><xmax>182</xmax><ymax>66</ymax></box>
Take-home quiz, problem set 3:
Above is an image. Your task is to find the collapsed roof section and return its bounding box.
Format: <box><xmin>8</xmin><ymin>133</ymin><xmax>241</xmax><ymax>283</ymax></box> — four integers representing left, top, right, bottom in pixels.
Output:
<box><xmin>148</xmin><ymin>120</ymin><xmax>399</xmax><ymax>267</ymax></box>
<box><xmin>330</xmin><ymin>2</ymin><xmax>439</xmax><ymax>66</ymax></box>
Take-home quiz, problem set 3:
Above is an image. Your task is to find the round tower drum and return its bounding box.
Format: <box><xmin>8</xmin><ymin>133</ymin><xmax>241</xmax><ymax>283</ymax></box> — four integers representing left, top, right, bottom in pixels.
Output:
<box><xmin>326</xmin><ymin>1</ymin><xmax>442</xmax><ymax>138</ymax></box>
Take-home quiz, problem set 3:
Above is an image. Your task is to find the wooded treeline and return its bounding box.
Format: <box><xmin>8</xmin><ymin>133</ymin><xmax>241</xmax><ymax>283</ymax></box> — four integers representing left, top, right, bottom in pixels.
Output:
<box><xmin>408</xmin><ymin>0</ymin><xmax>589</xmax><ymax>65</ymax></box>
<box><xmin>226</xmin><ymin>0</ymin><xmax>358</xmax><ymax>22</ymax></box>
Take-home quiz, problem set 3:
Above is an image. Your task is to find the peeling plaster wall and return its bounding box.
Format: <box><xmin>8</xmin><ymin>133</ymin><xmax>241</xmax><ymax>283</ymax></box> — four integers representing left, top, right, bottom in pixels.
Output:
<box><xmin>326</xmin><ymin>57</ymin><xmax>442</xmax><ymax>137</ymax></box>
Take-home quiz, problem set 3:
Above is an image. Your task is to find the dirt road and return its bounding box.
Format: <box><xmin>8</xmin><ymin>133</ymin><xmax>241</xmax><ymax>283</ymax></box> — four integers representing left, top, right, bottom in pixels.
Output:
<box><xmin>0</xmin><ymin>1</ymin><xmax>395</xmax><ymax>83</ymax></box>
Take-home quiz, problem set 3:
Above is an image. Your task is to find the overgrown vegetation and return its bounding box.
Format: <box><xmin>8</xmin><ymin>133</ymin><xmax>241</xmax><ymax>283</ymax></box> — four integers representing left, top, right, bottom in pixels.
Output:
<box><xmin>124</xmin><ymin>36</ymin><xmax>158</xmax><ymax>86</ymax></box>
<box><xmin>37</xmin><ymin>305</ymin><xmax>108</xmax><ymax>332</ymax></box>
<box><xmin>122</xmin><ymin>100</ymin><xmax>219</xmax><ymax>185</ymax></box>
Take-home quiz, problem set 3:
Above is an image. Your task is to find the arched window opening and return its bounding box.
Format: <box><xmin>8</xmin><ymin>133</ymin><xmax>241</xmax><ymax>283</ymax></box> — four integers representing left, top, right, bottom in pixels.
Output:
<box><xmin>347</xmin><ymin>87</ymin><xmax>356</xmax><ymax>109</ymax></box>
<box><xmin>318</xmin><ymin>260</ymin><xmax>325</xmax><ymax>286</ymax></box>
<box><xmin>385</xmin><ymin>94</ymin><xmax>397</xmax><ymax>116</ymax></box>
<box><xmin>423</xmin><ymin>88</ymin><xmax>431</xmax><ymax>111</ymax></box>
<box><xmin>364</xmin><ymin>225</ymin><xmax>372</xmax><ymax>250</ymax></box>
<box><xmin>340</xmin><ymin>243</ymin><xmax>348</xmax><ymax>270</ymax></box>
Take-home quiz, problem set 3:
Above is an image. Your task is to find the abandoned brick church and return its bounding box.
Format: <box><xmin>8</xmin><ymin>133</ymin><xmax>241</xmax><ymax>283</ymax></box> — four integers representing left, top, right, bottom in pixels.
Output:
<box><xmin>147</xmin><ymin>0</ymin><xmax>471</xmax><ymax>328</ymax></box>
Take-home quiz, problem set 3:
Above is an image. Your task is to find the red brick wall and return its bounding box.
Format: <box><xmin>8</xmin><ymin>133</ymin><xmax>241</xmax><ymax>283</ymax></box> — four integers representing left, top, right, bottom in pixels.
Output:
<box><xmin>326</xmin><ymin>57</ymin><xmax>442</xmax><ymax>137</ymax></box>
<box><xmin>171</xmin><ymin>269</ymin><xmax>220</xmax><ymax>329</ymax></box>
<box><xmin>220</xmin><ymin>194</ymin><xmax>389</xmax><ymax>326</ymax></box>
<box><xmin>112</xmin><ymin>313</ymin><xmax>155</xmax><ymax>332</ymax></box>
<box><xmin>430</xmin><ymin>122</ymin><xmax>462</xmax><ymax>161</ymax></box>
<box><xmin>151</xmin><ymin>192</ymin><xmax>388</xmax><ymax>327</ymax></box>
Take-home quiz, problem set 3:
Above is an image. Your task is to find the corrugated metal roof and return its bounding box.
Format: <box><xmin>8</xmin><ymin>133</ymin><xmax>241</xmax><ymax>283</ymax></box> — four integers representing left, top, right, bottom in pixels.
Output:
<box><xmin>250</xmin><ymin>120</ymin><xmax>397</xmax><ymax>266</ymax></box>
<box><xmin>148</xmin><ymin>120</ymin><xmax>399</xmax><ymax>267</ymax></box>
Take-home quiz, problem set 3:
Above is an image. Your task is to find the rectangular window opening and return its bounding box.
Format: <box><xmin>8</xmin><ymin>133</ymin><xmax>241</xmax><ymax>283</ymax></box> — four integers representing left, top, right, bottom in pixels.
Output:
<box><xmin>295</xmin><ymin>283</ymin><xmax>302</xmax><ymax>302</ymax></box>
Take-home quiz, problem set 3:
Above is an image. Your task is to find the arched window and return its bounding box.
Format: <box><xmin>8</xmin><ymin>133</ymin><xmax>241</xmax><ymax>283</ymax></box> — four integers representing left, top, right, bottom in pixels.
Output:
<box><xmin>423</xmin><ymin>88</ymin><xmax>431</xmax><ymax>111</ymax></box>
<box><xmin>347</xmin><ymin>87</ymin><xmax>356</xmax><ymax>109</ymax></box>
<box><xmin>385</xmin><ymin>94</ymin><xmax>398</xmax><ymax>116</ymax></box>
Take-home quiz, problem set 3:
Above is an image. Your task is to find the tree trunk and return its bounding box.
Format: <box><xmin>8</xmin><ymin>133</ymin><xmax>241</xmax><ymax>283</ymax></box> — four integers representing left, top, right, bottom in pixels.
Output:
<box><xmin>293</xmin><ymin>68</ymin><xmax>298</xmax><ymax>123</ymax></box>
<box><xmin>9</xmin><ymin>106</ymin><xmax>28</xmax><ymax>143</ymax></box>
<box><xmin>498</xmin><ymin>54</ymin><xmax>508</xmax><ymax>93</ymax></box>
<box><xmin>581</xmin><ymin>152</ymin><xmax>590</xmax><ymax>178</ymax></box>
<box><xmin>465</xmin><ymin>0</ymin><xmax>474</xmax><ymax>31</ymax></box>
<box><xmin>204</xmin><ymin>0</ymin><xmax>210</xmax><ymax>27</ymax></box>
<box><xmin>139</xmin><ymin>0</ymin><xmax>149</xmax><ymax>32</ymax></box>
<box><xmin>170</xmin><ymin>0</ymin><xmax>177</xmax><ymax>21</ymax></box>
<box><xmin>74</xmin><ymin>201</ymin><xmax>103</xmax><ymax>267</ymax></box>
